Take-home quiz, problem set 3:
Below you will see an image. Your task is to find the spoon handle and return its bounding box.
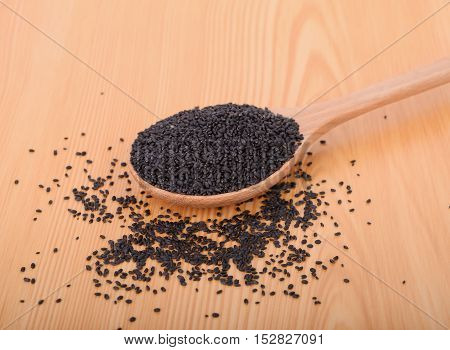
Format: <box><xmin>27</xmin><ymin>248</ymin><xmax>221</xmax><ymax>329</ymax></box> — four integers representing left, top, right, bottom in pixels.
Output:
<box><xmin>294</xmin><ymin>58</ymin><xmax>450</xmax><ymax>141</ymax></box>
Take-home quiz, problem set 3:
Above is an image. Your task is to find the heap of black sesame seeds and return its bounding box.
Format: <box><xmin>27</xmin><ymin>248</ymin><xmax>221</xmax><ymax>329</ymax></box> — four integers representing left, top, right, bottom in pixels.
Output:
<box><xmin>130</xmin><ymin>103</ymin><xmax>303</xmax><ymax>195</ymax></box>
<box><xmin>90</xmin><ymin>180</ymin><xmax>322</xmax><ymax>287</ymax></box>
<box><xmin>64</xmin><ymin>155</ymin><xmax>349</xmax><ymax>303</ymax></box>
<box><xmin>20</xmin><ymin>127</ymin><xmax>379</xmax><ymax>324</ymax></box>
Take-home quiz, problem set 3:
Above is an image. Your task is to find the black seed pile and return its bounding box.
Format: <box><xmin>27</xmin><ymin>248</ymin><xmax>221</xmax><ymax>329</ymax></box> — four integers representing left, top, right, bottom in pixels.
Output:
<box><xmin>18</xmin><ymin>125</ymin><xmax>377</xmax><ymax>327</ymax></box>
<box><xmin>130</xmin><ymin>103</ymin><xmax>303</xmax><ymax>195</ymax></box>
<box><xmin>82</xmin><ymin>178</ymin><xmax>329</xmax><ymax>289</ymax></box>
<box><xmin>57</xmin><ymin>149</ymin><xmax>362</xmax><ymax>311</ymax></box>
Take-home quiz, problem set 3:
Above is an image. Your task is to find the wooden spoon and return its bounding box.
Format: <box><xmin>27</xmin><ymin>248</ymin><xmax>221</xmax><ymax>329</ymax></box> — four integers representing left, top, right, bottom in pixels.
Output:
<box><xmin>130</xmin><ymin>58</ymin><xmax>450</xmax><ymax>207</ymax></box>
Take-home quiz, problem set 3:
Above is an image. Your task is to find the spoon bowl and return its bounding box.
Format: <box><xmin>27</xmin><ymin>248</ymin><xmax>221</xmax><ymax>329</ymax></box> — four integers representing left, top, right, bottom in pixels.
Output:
<box><xmin>130</xmin><ymin>58</ymin><xmax>450</xmax><ymax>207</ymax></box>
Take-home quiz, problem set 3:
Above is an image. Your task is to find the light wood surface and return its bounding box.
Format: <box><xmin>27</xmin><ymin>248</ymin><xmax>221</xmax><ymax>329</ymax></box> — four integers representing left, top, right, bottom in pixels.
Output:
<box><xmin>0</xmin><ymin>0</ymin><xmax>449</xmax><ymax>330</ymax></box>
<box><xmin>132</xmin><ymin>59</ymin><xmax>450</xmax><ymax>207</ymax></box>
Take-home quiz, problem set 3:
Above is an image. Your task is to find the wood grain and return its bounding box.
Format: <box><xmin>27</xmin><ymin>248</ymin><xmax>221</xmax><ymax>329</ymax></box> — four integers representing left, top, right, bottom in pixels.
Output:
<box><xmin>0</xmin><ymin>0</ymin><xmax>449</xmax><ymax>329</ymax></box>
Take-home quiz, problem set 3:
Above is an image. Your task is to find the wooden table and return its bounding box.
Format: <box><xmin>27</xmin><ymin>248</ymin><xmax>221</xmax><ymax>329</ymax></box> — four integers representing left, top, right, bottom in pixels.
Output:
<box><xmin>0</xmin><ymin>0</ymin><xmax>449</xmax><ymax>330</ymax></box>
